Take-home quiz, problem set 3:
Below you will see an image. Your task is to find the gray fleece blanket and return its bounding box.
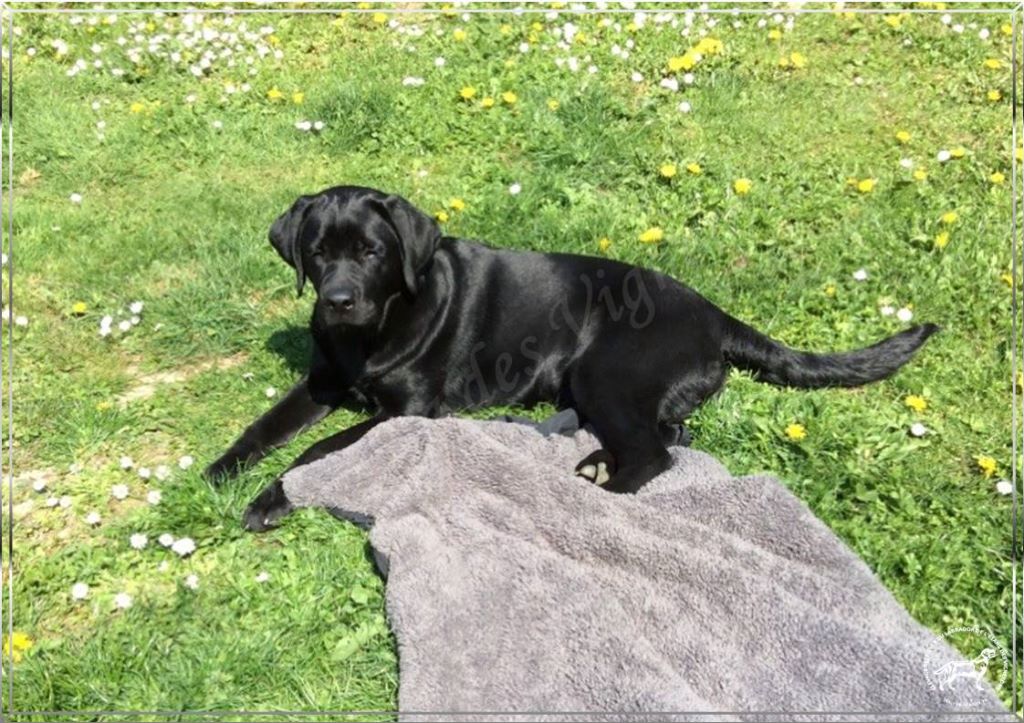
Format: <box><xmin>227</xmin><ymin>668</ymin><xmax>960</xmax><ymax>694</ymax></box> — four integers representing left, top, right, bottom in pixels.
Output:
<box><xmin>280</xmin><ymin>416</ymin><xmax>1012</xmax><ymax>722</ymax></box>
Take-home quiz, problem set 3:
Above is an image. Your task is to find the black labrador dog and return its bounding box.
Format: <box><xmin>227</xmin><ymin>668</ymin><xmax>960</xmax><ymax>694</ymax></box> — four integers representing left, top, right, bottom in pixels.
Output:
<box><xmin>204</xmin><ymin>185</ymin><xmax>938</xmax><ymax>531</ymax></box>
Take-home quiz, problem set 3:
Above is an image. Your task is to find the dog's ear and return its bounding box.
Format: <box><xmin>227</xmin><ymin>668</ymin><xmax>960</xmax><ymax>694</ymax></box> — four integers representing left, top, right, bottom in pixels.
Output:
<box><xmin>378</xmin><ymin>194</ymin><xmax>442</xmax><ymax>296</ymax></box>
<box><xmin>269</xmin><ymin>196</ymin><xmax>316</xmax><ymax>296</ymax></box>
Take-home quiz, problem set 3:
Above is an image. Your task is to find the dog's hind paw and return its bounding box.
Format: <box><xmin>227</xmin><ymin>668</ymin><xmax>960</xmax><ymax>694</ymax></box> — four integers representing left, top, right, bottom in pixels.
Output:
<box><xmin>574</xmin><ymin>450</ymin><xmax>616</xmax><ymax>485</ymax></box>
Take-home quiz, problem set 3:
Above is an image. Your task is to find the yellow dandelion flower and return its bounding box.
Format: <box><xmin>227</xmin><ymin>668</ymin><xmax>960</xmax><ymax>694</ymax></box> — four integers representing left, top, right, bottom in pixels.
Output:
<box><xmin>984</xmin><ymin>58</ymin><xmax>1002</xmax><ymax>69</ymax></box>
<box><xmin>777</xmin><ymin>56</ymin><xmax>791</xmax><ymax>68</ymax></box>
<box><xmin>480</xmin><ymin>97</ymin><xmax>495</xmax><ymax>108</ymax></box>
<box><xmin>598</xmin><ymin>237</ymin><xmax>612</xmax><ymax>253</ymax></box>
<box><xmin>784</xmin><ymin>423</ymin><xmax>807</xmax><ymax>441</ymax></box>
<box><xmin>824</xmin><ymin>284</ymin><xmax>836</xmax><ymax>297</ymax></box>
<box><xmin>96</xmin><ymin>400</ymin><xmax>112</xmax><ymax>411</ymax></box>
<box><xmin>987</xmin><ymin>89</ymin><xmax>1002</xmax><ymax>102</ymax></box>
<box><xmin>129</xmin><ymin>101</ymin><xmax>146</xmax><ymax>114</ymax></box>
<box><xmin>667</xmin><ymin>55</ymin><xmax>690</xmax><ymax>72</ymax></box>
<box><xmin>913</xmin><ymin>169</ymin><xmax>928</xmax><ymax>181</ymax></box>
<box><xmin>659</xmin><ymin>163</ymin><xmax>677</xmax><ymax>179</ymax></box>
<box><xmin>532</xmin><ymin>21</ymin><xmax>544</xmax><ymax>32</ymax></box>
<box><xmin>895</xmin><ymin>130</ymin><xmax>911</xmax><ymax>144</ymax></box>
<box><xmin>71</xmin><ymin>301</ymin><xmax>87</xmax><ymax>315</ymax></box>
<box><xmin>459</xmin><ymin>86</ymin><xmax>477</xmax><ymax>100</ymax></box>
<box><xmin>638</xmin><ymin>227</ymin><xmax>664</xmax><ymax>244</ymax></box>
<box><xmin>883</xmin><ymin>14</ymin><xmax>902</xmax><ymax>28</ymax></box>
<box><xmin>790</xmin><ymin>51</ymin><xmax>807</xmax><ymax>68</ymax></box>
<box><xmin>694</xmin><ymin>37</ymin><xmax>723</xmax><ymax>55</ymax></box>
<box><xmin>940</xmin><ymin>211</ymin><xmax>958</xmax><ymax>225</ymax></box>
<box><xmin>266</xmin><ymin>87</ymin><xmax>284</xmax><ymax>101</ymax></box>
<box><xmin>292</xmin><ymin>92</ymin><xmax>304</xmax><ymax>105</ymax></box>
<box><xmin>991</xmin><ymin>171</ymin><xmax>1006</xmax><ymax>185</ymax></box>
<box><xmin>1017</xmin><ymin>147</ymin><xmax>1024</xmax><ymax>162</ymax></box>
<box><xmin>501</xmin><ymin>91</ymin><xmax>517</xmax><ymax>105</ymax></box>
<box><xmin>372</xmin><ymin>12</ymin><xmax>388</xmax><ymax>24</ymax></box>
<box><xmin>976</xmin><ymin>455</ymin><xmax>998</xmax><ymax>478</ymax></box>
<box><xmin>686</xmin><ymin>163</ymin><xmax>702</xmax><ymax>175</ymax></box>
<box><xmin>1001</xmin><ymin>272</ymin><xmax>1014</xmax><ymax>287</ymax></box>
<box><xmin>356</xmin><ymin>1</ymin><xmax>370</xmax><ymax>8</ymax></box>
<box><xmin>453</xmin><ymin>28</ymin><xmax>467</xmax><ymax>42</ymax></box>
<box><xmin>733</xmin><ymin>178</ymin><xmax>752</xmax><ymax>195</ymax></box>
<box><xmin>434</xmin><ymin>210</ymin><xmax>450</xmax><ymax>223</ymax></box>
<box><xmin>934</xmin><ymin>231</ymin><xmax>949</xmax><ymax>250</ymax></box>
<box><xmin>768</xmin><ymin>28</ymin><xmax>782</xmax><ymax>41</ymax></box>
<box><xmin>500</xmin><ymin>24</ymin><xmax>512</xmax><ymax>35</ymax></box>
<box><xmin>1002</xmin><ymin>23</ymin><xmax>1013</xmax><ymax>36</ymax></box>
<box><xmin>448</xmin><ymin>198</ymin><xmax>466</xmax><ymax>211</ymax></box>
<box><xmin>2</xmin><ymin>632</ymin><xmax>33</xmax><ymax>663</ymax></box>
<box><xmin>950</xmin><ymin>146</ymin><xmax>966</xmax><ymax>159</ymax></box>
<box><xmin>856</xmin><ymin>178</ymin><xmax>877</xmax><ymax>193</ymax></box>
<box><xmin>904</xmin><ymin>394</ymin><xmax>928</xmax><ymax>412</ymax></box>
<box><xmin>547</xmin><ymin>98</ymin><xmax>560</xmax><ymax>111</ymax></box>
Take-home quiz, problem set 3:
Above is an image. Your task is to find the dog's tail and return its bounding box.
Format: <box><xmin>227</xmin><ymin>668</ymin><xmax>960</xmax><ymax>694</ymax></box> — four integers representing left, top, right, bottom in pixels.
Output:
<box><xmin>720</xmin><ymin>314</ymin><xmax>939</xmax><ymax>389</ymax></box>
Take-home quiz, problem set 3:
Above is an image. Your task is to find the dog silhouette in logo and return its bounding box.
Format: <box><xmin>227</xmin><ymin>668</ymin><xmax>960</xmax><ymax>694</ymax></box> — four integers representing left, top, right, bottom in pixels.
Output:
<box><xmin>931</xmin><ymin>648</ymin><xmax>998</xmax><ymax>692</ymax></box>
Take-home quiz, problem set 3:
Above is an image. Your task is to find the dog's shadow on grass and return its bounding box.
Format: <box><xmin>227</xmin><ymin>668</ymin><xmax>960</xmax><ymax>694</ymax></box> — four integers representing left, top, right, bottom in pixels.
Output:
<box><xmin>266</xmin><ymin>326</ymin><xmax>311</xmax><ymax>375</ymax></box>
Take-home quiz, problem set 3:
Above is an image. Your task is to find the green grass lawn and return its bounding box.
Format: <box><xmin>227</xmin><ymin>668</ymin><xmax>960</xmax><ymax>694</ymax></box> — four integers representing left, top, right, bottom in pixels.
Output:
<box><xmin>1</xmin><ymin>1</ymin><xmax>1021</xmax><ymax>719</ymax></box>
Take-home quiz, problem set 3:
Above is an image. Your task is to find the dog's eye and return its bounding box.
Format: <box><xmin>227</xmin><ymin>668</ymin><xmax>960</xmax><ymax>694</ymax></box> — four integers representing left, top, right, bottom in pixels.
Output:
<box><xmin>363</xmin><ymin>247</ymin><xmax>379</xmax><ymax>259</ymax></box>
<box><xmin>310</xmin><ymin>248</ymin><xmax>324</xmax><ymax>258</ymax></box>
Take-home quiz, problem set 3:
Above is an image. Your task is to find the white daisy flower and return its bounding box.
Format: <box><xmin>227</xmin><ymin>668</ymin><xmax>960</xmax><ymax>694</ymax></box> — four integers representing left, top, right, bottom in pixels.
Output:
<box><xmin>71</xmin><ymin>582</ymin><xmax>90</xmax><ymax>600</ymax></box>
<box><xmin>909</xmin><ymin>422</ymin><xmax>928</xmax><ymax>437</ymax></box>
<box><xmin>59</xmin><ymin>495</ymin><xmax>72</xmax><ymax>509</ymax></box>
<box><xmin>130</xmin><ymin>533</ymin><xmax>148</xmax><ymax>550</ymax></box>
<box><xmin>158</xmin><ymin>533</ymin><xmax>175</xmax><ymax>547</ymax></box>
<box><xmin>313</xmin><ymin>121</ymin><xmax>324</xmax><ymax>132</ymax></box>
<box><xmin>255</xmin><ymin>570</ymin><xmax>270</xmax><ymax>583</ymax></box>
<box><xmin>682</xmin><ymin>73</ymin><xmax>695</xmax><ymax>85</ymax></box>
<box><xmin>14</xmin><ymin>316</ymin><xmax>28</xmax><ymax>327</ymax></box>
<box><xmin>509</xmin><ymin>183</ymin><xmax>522</xmax><ymax>195</ymax></box>
<box><xmin>129</xmin><ymin>301</ymin><xmax>143</xmax><ymax>314</ymax></box>
<box><xmin>401</xmin><ymin>76</ymin><xmax>425</xmax><ymax>87</ymax></box>
<box><xmin>979</xmin><ymin>28</ymin><xmax>990</xmax><ymax>40</ymax></box>
<box><xmin>147</xmin><ymin>490</ymin><xmax>162</xmax><ymax>505</ymax></box>
<box><xmin>32</xmin><ymin>477</ymin><xmax>47</xmax><ymax>493</ymax></box>
<box><xmin>85</xmin><ymin>511</ymin><xmax>102</xmax><ymax>526</ymax></box>
<box><xmin>178</xmin><ymin>455</ymin><xmax>194</xmax><ymax>470</ymax></box>
<box><xmin>996</xmin><ymin>479</ymin><xmax>1013</xmax><ymax>495</ymax></box>
<box><xmin>936</xmin><ymin>149</ymin><xmax>951</xmax><ymax>163</ymax></box>
<box><xmin>295</xmin><ymin>120</ymin><xmax>312</xmax><ymax>132</ymax></box>
<box><xmin>899</xmin><ymin>158</ymin><xmax>914</xmax><ymax>169</ymax></box>
<box><xmin>172</xmin><ymin>537</ymin><xmax>196</xmax><ymax>557</ymax></box>
<box><xmin>659</xmin><ymin>77</ymin><xmax>679</xmax><ymax>92</ymax></box>
<box><xmin>880</xmin><ymin>305</ymin><xmax>895</xmax><ymax>317</ymax></box>
<box><xmin>678</xmin><ymin>101</ymin><xmax>692</xmax><ymax>113</ymax></box>
<box><xmin>45</xmin><ymin>496</ymin><xmax>59</xmax><ymax>508</ymax></box>
<box><xmin>138</xmin><ymin>467</ymin><xmax>151</xmax><ymax>480</ymax></box>
<box><xmin>111</xmin><ymin>484</ymin><xmax>129</xmax><ymax>500</ymax></box>
<box><xmin>184</xmin><ymin>574</ymin><xmax>199</xmax><ymax>590</ymax></box>
<box><xmin>120</xmin><ymin>456</ymin><xmax>134</xmax><ymax>470</ymax></box>
<box><xmin>265</xmin><ymin>387</ymin><xmax>277</xmax><ymax>398</ymax></box>
<box><xmin>211</xmin><ymin>120</ymin><xmax>223</xmax><ymax>130</ymax></box>
<box><xmin>118</xmin><ymin>320</ymin><xmax>131</xmax><ymax>332</ymax></box>
<box><xmin>70</xmin><ymin>193</ymin><xmax>83</xmax><ymax>204</ymax></box>
<box><xmin>113</xmin><ymin>592</ymin><xmax>133</xmax><ymax>609</ymax></box>
<box><xmin>155</xmin><ymin>465</ymin><xmax>170</xmax><ymax>481</ymax></box>
<box><xmin>896</xmin><ymin>307</ymin><xmax>914</xmax><ymax>322</ymax></box>
<box><xmin>852</xmin><ymin>268</ymin><xmax>868</xmax><ymax>282</ymax></box>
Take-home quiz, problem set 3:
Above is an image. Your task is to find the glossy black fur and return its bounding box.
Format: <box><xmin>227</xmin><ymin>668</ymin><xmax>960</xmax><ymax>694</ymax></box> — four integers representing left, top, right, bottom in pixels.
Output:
<box><xmin>204</xmin><ymin>186</ymin><xmax>939</xmax><ymax>531</ymax></box>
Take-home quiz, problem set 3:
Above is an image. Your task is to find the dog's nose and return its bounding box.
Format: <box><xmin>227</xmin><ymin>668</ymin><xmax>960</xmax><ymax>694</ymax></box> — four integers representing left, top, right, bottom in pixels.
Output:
<box><xmin>324</xmin><ymin>288</ymin><xmax>355</xmax><ymax>312</ymax></box>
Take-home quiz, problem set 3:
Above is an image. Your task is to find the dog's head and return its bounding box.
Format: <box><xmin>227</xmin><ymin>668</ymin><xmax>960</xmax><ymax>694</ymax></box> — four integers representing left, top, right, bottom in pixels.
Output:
<box><xmin>268</xmin><ymin>186</ymin><xmax>442</xmax><ymax>328</ymax></box>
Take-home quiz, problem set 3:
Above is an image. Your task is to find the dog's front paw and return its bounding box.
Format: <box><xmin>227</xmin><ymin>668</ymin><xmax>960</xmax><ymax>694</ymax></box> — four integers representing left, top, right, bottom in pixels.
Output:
<box><xmin>203</xmin><ymin>452</ymin><xmax>244</xmax><ymax>485</ymax></box>
<box><xmin>574</xmin><ymin>450</ymin><xmax>616</xmax><ymax>486</ymax></box>
<box><xmin>242</xmin><ymin>479</ymin><xmax>294</xmax><ymax>532</ymax></box>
